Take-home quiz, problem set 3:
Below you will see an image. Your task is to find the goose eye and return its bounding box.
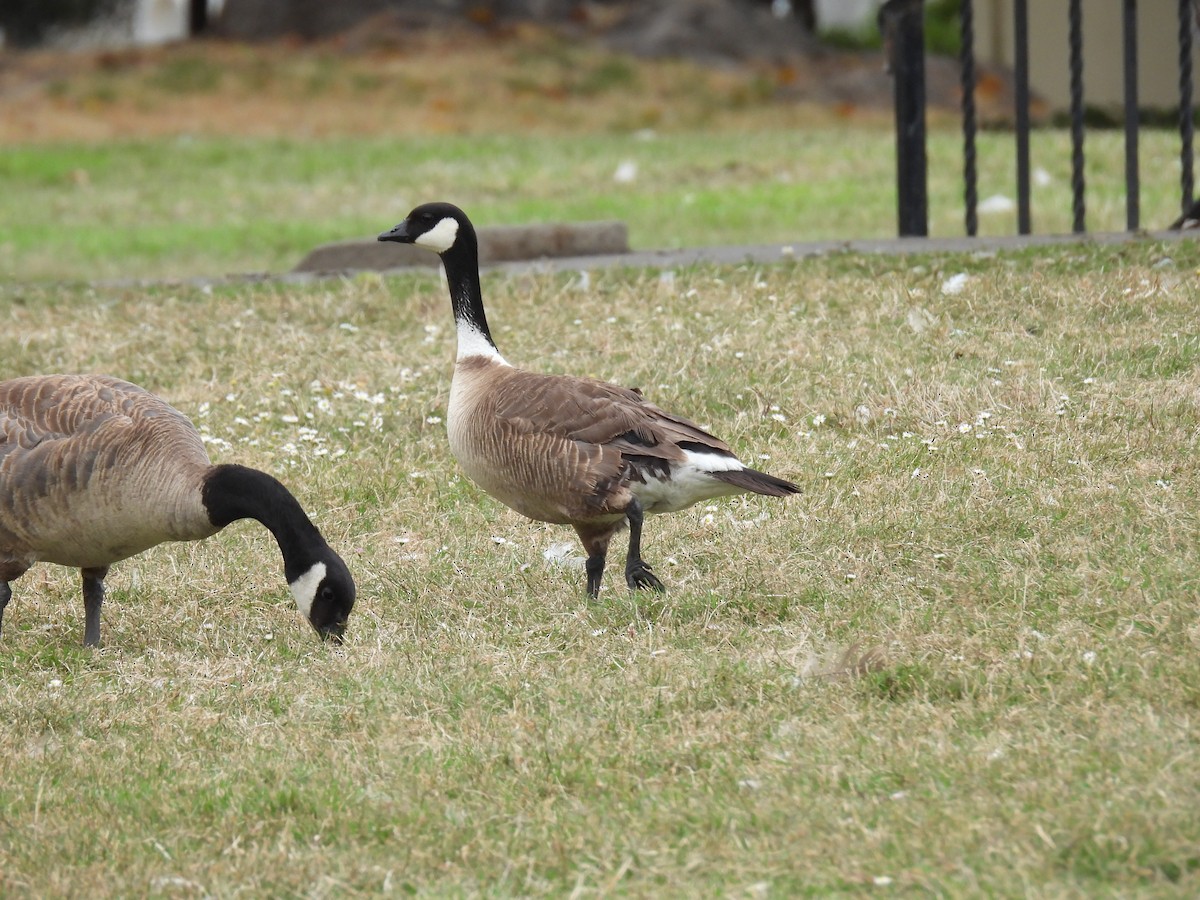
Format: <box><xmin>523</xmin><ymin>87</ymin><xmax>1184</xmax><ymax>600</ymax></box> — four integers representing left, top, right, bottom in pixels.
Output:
<box><xmin>321</xmin><ymin>586</ymin><xmax>336</xmax><ymax>603</ymax></box>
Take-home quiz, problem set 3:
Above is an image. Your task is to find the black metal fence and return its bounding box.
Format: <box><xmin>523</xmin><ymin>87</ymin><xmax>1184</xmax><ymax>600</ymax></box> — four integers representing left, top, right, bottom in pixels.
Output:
<box><xmin>880</xmin><ymin>0</ymin><xmax>1198</xmax><ymax>237</ymax></box>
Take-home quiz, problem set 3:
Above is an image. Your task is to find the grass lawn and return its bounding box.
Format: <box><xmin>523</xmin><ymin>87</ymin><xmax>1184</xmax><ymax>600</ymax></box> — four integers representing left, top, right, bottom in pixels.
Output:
<box><xmin>1</xmin><ymin>238</ymin><xmax>1199</xmax><ymax>895</ymax></box>
<box><xmin>2</xmin><ymin>31</ymin><xmax>1200</xmax><ymax>898</ymax></box>
<box><xmin>0</xmin><ymin>127</ymin><xmax>1190</xmax><ymax>283</ymax></box>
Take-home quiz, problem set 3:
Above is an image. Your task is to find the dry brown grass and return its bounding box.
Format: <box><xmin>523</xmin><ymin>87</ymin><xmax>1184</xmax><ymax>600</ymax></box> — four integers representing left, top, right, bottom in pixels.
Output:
<box><xmin>0</xmin><ymin>27</ymin><xmax>882</xmax><ymax>145</ymax></box>
<box><xmin>2</xmin><ymin>24</ymin><xmax>1198</xmax><ymax>894</ymax></box>
<box><xmin>2</xmin><ymin>239</ymin><xmax>1199</xmax><ymax>895</ymax></box>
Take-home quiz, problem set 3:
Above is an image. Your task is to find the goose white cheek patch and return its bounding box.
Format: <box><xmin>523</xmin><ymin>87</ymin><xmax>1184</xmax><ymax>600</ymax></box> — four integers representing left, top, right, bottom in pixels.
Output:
<box><xmin>415</xmin><ymin>217</ymin><xmax>460</xmax><ymax>253</ymax></box>
<box><xmin>289</xmin><ymin>561</ymin><xmax>327</xmax><ymax>620</ymax></box>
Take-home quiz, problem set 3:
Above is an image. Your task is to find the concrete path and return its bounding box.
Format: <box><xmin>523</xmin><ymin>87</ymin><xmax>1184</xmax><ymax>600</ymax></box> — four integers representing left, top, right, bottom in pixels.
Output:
<box><xmin>478</xmin><ymin>229</ymin><xmax>1193</xmax><ymax>278</ymax></box>
<box><xmin>267</xmin><ymin>227</ymin><xmax>1193</xmax><ymax>287</ymax></box>
<box><xmin>85</xmin><ymin>227</ymin><xmax>1193</xmax><ymax>291</ymax></box>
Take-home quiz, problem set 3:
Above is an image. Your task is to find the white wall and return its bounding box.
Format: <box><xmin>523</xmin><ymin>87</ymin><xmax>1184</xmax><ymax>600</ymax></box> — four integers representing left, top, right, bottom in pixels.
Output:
<box><xmin>815</xmin><ymin>0</ymin><xmax>882</xmax><ymax>32</ymax></box>
<box><xmin>133</xmin><ymin>0</ymin><xmax>188</xmax><ymax>45</ymax></box>
<box><xmin>975</xmin><ymin>0</ymin><xmax>1197</xmax><ymax>110</ymax></box>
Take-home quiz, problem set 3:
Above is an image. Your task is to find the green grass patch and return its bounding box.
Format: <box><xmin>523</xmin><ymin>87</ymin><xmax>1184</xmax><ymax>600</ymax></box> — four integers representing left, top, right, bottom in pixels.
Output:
<box><xmin>0</xmin><ymin>127</ymin><xmax>1188</xmax><ymax>282</ymax></box>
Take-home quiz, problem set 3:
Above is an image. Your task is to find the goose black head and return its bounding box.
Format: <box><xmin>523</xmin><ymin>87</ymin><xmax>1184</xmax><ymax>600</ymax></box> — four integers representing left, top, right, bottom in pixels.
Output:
<box><xmin>289</xmin><ymin>550</ymin><xmax>356</xmax><ymax>643</ymax></box>
<box><xmin>378</xmin><ymin>202</ymin><xmax>471</xmax><ymax>255</ymax></box>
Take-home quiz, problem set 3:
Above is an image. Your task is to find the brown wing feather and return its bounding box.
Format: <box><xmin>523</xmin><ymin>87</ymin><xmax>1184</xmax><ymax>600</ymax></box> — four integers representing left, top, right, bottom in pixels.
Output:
<box><xmin>491</xmin><ymin>371</ymin><xmax>735</xmax><ymax>462</ymax></box>
<box><xmin>1</xmin><ymin>375</ymin><xmax>196</xmax><ymax>443</ymax></box>
<box><xmin>493</xmin><ymin>374</ymin><xmax>648</xmax><ymax>441</ymax></box>
<box><xmin>0</xmin><ymin>375</ymin><xmax>214</xmax><ymax>570</ymax></box>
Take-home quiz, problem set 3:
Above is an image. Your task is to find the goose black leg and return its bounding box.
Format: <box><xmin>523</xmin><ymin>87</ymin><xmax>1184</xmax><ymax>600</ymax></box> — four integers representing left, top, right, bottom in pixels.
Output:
<box><xmin>584</xmin><ymin>553</ymin><xmax>607</xmax><ymax>599</ymax></box>
<box><xmin>81</xmin><ymin>566</ymin><xmax>108</xmax><ymax>647</ymax></box>
<box><xmin>575</xmin><ymin>523</ymin><xmax>620</xmax><ymax>599</ymax></box>
<box><xmin>624</xmin><ymin>497</ymin><xmax>665</xmax><ymax>593</ymax></box>
<box><xmin>0</xmin><ymin>581</ymin><xmax>10</xmax><ymax>639</ymax></box>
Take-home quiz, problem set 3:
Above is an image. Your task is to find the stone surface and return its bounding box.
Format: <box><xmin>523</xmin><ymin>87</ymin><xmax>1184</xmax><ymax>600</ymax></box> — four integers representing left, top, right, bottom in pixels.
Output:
<box><xmin>293</xmin><ymin>220</ymin><xmax>629</xmax><ymax>273</ymax></box>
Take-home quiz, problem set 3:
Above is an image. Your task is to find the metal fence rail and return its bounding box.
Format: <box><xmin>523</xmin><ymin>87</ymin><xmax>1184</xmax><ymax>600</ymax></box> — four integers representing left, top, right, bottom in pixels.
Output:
<box><xmin>1179</xmin><ymin>0</ymin><xmax>1196</xmax><ymax>210</ymax></box>
<box><xmin>883</xmin><ymin>0</ymin><xmax>1198</xmax><ymax>236</ymax></box>
<box><xmin>880</xmin><ymin>0</ymin><xmax>930</xmax><ymax>236</ymax></box>
<box><xmin>1069</xmin><ymin>0</ymin><xmax>1085</xmax><ymax>233</ymax></box>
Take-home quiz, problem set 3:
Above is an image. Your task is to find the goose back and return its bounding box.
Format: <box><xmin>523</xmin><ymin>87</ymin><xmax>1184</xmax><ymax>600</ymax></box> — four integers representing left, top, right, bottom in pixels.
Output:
<box><xmin>0</xmin><ymin>375</ymin><xmax>216</xmax><ymax>571</ymax></box>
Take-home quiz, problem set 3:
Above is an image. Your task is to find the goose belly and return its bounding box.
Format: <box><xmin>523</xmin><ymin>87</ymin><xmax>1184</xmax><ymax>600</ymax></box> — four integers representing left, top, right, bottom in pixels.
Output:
<box><xmin>2</xmin><ymin>471</ymin><xmax>215</xmax><ymax>569</ymax></box>
<box><xmin>447</xmin><ymin>415</ymin><xmax>623</xmax><ymax>526</ymax></box>
<box><xmin>448</xmin><ymin>442</ymin><xmax>591</xmax><ymax>525</ymax></box>
<box><xmin>24</xmin><ymin>515</ymin><xmax>178</xmax><ymax>569</ymax></box>
<box><xmin>11</xmin><ymin>498</ymin><xmax>215</xmax><ymax>569</ymax></box>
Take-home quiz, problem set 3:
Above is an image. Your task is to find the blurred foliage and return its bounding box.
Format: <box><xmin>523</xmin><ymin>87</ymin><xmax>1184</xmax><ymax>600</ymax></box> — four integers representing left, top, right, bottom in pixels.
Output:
<box><xmin>0</xmin><ymin>0</ymin><xmax>122</xmax><ymax>47</ymax></box>
<box><xmin>819</xmin><ymin>0</ymin><xmax>961</xmax><ymax>56</ymax></box>
<box><xmin>925</xmin><ymin>0</ymin><xmax>962</xmax><ymax>56</ymax></box>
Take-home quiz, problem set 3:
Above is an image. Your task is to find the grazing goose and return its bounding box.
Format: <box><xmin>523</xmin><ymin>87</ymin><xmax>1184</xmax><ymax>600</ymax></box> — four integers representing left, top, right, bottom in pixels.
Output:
<box><xmin>378</xmin><ymin>201</ymin><xmax>800</xmax><ymax>597</ymax></box>
<box><xmin>0</xmin><ymin>374</ymin><xmax>355</xmax><ymax>646</ymax></box>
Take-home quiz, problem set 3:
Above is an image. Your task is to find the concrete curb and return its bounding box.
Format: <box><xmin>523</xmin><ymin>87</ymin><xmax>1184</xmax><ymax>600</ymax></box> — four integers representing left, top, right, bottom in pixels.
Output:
<box><xmin>475</xmin><ymin>229</ymin><xmax>1196</xmax><ymax>278</ymax></box>
<box><xmin>294</xmin><ymin>221</ymin><xmax>629</xmax><ymax>273</ymax></box>
<box><xmin>66</xmin><ymin>228</ymin><xmax>1195</xmax><ymax>293</ymax></box>
<box><xmin>290</xmin><ymin>228</ymin><xmax>1195</xmax><ymax>283</ymax></box>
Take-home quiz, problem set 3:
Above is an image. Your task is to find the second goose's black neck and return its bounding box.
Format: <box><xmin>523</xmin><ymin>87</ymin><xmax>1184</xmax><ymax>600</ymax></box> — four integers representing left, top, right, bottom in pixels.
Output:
<box><xmin>202</xmin><ymin>464</ymin><xmax>328</xmax><ymax>583</ymax></box>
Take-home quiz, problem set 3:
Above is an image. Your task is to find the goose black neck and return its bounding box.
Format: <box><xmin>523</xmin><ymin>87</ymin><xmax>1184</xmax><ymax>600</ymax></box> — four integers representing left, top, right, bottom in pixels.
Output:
<box><xmin>440</xmin><ymin>223</ymin><xmax>498</xmax><ymax>352</ymax></box>
<box><xmin>203</xmin><ymin>464</ymin><xmax>328</xmax><ymax>582</ymax></box>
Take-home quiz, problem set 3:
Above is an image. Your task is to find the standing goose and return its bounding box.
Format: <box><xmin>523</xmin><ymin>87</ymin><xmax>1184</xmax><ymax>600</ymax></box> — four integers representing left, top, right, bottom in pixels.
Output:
<box><xmin>0</xmin><ymin>374</ymin><xmax>355</xmax><ymax>646</ymax></box>
<box><xmin>378</xmin><ymin>201</ymin><xmax>800</xmax><ymax>598</ymax></box>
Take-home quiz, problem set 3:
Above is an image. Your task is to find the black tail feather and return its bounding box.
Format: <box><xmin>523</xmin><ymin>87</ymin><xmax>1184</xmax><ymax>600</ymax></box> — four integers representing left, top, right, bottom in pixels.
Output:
<box><xmin>710</xmin><ymin>467</ymin><xmax>800</xmax><ymax>497</ymax></box>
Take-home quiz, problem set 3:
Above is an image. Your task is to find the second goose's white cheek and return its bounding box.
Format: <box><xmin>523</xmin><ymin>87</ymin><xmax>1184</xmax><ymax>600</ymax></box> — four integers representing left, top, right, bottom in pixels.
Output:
<box><xmin>288</xmin><ymin>561</ymin><xmax>327</xmax><ymax>620</ymax></box>
<box><xmin>414</xmin><ymin>217</ymin><xmax>460</xmax><ymax>253</ymax></box>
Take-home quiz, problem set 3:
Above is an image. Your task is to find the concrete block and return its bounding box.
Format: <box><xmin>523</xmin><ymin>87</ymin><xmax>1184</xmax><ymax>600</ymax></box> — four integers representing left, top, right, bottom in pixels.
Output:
<box><xmin>293</xmin><ymin>220</ymin><xmax>629</xmax><ymax>273</ymax></box>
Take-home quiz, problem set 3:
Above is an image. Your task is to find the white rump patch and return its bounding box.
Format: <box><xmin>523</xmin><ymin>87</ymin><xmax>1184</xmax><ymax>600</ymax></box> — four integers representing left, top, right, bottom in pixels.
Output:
<box><xmin>681</xmin><ymin>449</ymin><xmax>744</xmax><ymax>473</ymax></box>
<box><xmin>415</xmin><ymin>216</ymin><xmax>460</xmax><ymax>253</ymax></box>
<box><xmin>288</xmin><ymin>561</ymin><xmax>327</xmax><ymax>620</ymax></box>
<box><xmin>633</xmin><ymin>449</ymin><xmax>747</xmax><ymax>514</ymax></box>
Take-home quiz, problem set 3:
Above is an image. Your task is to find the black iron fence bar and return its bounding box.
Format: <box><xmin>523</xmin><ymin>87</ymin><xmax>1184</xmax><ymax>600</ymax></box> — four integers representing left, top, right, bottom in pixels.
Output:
<box><xmin>880</xmin><ymin>0</ymin><xmax>929</xmax><ymax>237</ymax></box>
<box><xmin>1013</xmin><ymin>0</ymin><xmax>1032</xmax><ymax>234</ymax></box>
<box><xmin>188</xmin><ymin>0</ymin><xmax>207</xmax><ymax>33</ymax></box>
<box><xmin>1123</xmin><ymin>0</ymin><xmax>1140</xmax><ymax>230</ymax></box>
<box><xmin>1179</xmin><ymin>0</ymin><xmax>1195</xmax><ymax>211</ymax></box>
<box><xmin>1069</xmin><ymin>0</ymin><xmax>1086</xmax><ymax>232</ymax></box>
<box><xmin>887</xmin><ymin>0</ymin><xmax>1192</xmax><ymax>238</ymax></box>
<box><xmin>960</xmin><ymin>0</ymin><xmax>978</xmax><ymax>236</ymax></box>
